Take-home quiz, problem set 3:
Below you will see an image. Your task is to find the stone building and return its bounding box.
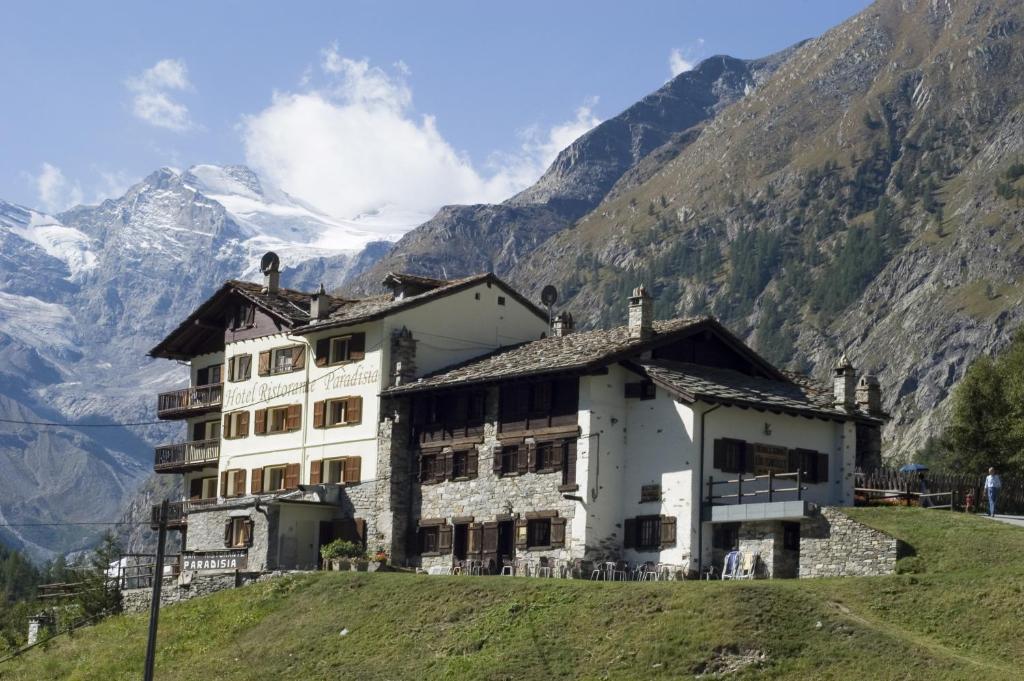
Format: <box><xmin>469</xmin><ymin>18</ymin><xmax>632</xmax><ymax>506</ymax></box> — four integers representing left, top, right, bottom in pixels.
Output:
<box><xmin>383</xmin><ymin>286</ymin><xmax>888</xmax><ymax>576</ymax></box>
<box><xmin>149</xmin><ymin>255</ymin><xmax>548</xmax><ymax>570</ymax></box>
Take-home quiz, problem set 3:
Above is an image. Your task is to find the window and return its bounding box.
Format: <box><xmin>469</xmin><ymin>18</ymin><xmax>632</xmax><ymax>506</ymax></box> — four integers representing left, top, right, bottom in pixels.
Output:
<box><xmin>255</xmin><ymin>404</ymin><xmax>300</xmax><ymax>435</ymax></box>
<box><xmin>499</xmin><ymin>445</ymin><xmax>519</xmax><ymax>476</ymax></box>
<box><xmin>535</xmin><ymin>442</ymin><xmax>556</xmax><ymax>471</ymax></box>
<box><xmin>713</xmin><ymin>438</ymin><xmax>748</xmax><ymax>474</ymax></box>
<box><xmin>636</xmin><ymin>516</ymin><xmax>661</xmax><ymax>551</ymax></box>
<box><xmin>193</xmin><ymin>419</ymin><xmax>221</xmax><ymax>442</ymax></box>
<box><xmin>222</xmin><ymin>411</ymin><xmax>249</xmax><ymax>439</ymax></box>
<box><xmin>625</xmin><ymin>381</ymin><xmax>656</xmax><ymax>400</ymax></box>
<box><xmin>189</xmin><ymin>476</ymin><xmax>218</xmax><ymax>500</ymax></box>
<box><xmin>497</xmin><ymin>296</ymin><xmax>506</xmax><ymax>306</ymax></box>
<box><xmin>264</xmin><ymin>466</ymin><xmax>287</xmax><ymax>492</ymax></box>
<box><xmin>258</xmin><ymin>345</ymin><xmax>304</xmax><ymax>376</ymax></box>
<box><xmin>227</xmin><ymin>354</ymin><xmax>252</xmax><ymax>382</ymax></box>
<box><xmin>712</xmin><ymin>523</ymin><xmax>740</xmax><ymax>551</ymax></box>
<box><xmin>327</xmin><ymin>397</ymin><xmax>362</xmax><ymax>426</ymax></box>
<box><xmin>527</xmin><ymin>519</ymin><xmax>550</xmax><ymax>548</ymax></box>
<box><xmin>624</xmin><ymin>516</ymin><xmax>678</xmax><ymax>551</ymax></box>
<box><xmin>196</xmin><ymin>364</ymin><xmax>223</xmax><ymax>386</ymax></box>
<box><xmin>227</xmin><ymin>517</ymin><xmax>253</xmax><ymax>548</ymax></box>
<box><xmin>314</xmin><ymin>333</ymin><xmax>366</xmax><ymax>367</ymax></box>
<box><xmin>269</xmin><ymin>406</ymin><xmax>289</xmax><ymax>433</ymax></box>
<box><xmin>229</xmin><ymin>304</ymin><xmax>256</xmax><ymax>331</ymax></box>
<box><xmin>451</xmin><ymin>451</ymin><xmax>469</xmax><ymax>478</ymax></box>
<box><xmin>273</xmin><ymin>347</ymin><xmax>294</xmax><ymax>373</ymax></box>
<box><xmin>420</xmin><ymin>526</ymin><xmax>439</xmax><ymax>554</ymax></box>
<box><xmin>221</xmin><ymin>469</ymin><xmax>246</xmax><ymax>498</ymax></box>
<box><xmin>319</xmin><ymin>457</ymin><xmax>361</xmax><ymax>485</ymax></box>
<box><xmin>419</xmin><ymin>453</ymin><xmax>441</xmax><ymax>483</ymax></box>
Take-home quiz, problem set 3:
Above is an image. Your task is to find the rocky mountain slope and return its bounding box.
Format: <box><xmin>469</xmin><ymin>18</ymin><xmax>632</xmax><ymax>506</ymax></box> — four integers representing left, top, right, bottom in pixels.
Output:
<box><xmin>347</xmin><ymin>0</ymin><xmax>1024</xmax><ymax>459</ymax></box>
<box><xmin>0</xmin><ymin>167</ymin><xmax>397</xmax><ymax>559</ymax></box>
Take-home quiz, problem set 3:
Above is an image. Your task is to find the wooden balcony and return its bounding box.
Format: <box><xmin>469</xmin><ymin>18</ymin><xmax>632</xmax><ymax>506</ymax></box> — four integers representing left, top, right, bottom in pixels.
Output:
<box><xmin>157</xmin><ymin>384</ymin><xmax>223</xmax><ymax>420</ymax></box>
<box><xmin>153</xmin><ymin>439</ymin><xmax>220</xmax><ymax>473</ymax></box>
<box><xmin>150</xmin><ymin>498</ymin><xmax>216</xmax><ymax>529</ymax></box>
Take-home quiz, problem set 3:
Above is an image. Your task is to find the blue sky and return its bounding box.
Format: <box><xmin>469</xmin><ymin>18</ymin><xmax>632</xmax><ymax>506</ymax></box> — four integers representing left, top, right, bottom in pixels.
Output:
<box><xmin>1</xmin><ymin>0</ymin><xmax>871</xmax><ymax>219</ymax></box>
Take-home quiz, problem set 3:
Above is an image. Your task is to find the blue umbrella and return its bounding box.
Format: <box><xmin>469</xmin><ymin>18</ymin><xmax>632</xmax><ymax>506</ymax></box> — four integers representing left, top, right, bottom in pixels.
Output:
<box><xmin>899</xmin><ymin>463</ymin><xmax>929</xmax><ymax>473</ymax></box>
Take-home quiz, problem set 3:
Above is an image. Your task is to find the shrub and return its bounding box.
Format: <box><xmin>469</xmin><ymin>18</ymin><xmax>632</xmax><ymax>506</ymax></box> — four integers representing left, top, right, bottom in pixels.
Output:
<box><xmin>320</xmin><ymin>540</ymin><xmax>366</xmax><ymax>561</ymax></box>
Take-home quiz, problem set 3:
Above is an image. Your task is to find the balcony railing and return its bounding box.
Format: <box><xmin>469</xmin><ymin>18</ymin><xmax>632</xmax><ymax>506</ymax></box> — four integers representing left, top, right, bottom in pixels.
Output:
<box><xmin>150</xmin><ymin>498</ymin><xmax>217</xmax><ymax>529</ymax></box>
<box><xmin>705</xmin><ymin>470</ymin><xmax>805</xmax><ymax>506</ymax></box>
<box><xmin>157</xmin><ymin>384</ymin><xmax>223</xmax><ymax>419</ymax></box>
<box><xmin>153</xmin><ymin>439</ymin><xmax>220</xmax><ymax>472</ymax></box>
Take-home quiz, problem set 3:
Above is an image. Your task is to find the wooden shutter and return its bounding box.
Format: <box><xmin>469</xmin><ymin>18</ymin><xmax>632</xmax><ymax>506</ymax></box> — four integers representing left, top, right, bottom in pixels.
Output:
<box><xmin>220</xmin><ymin>471</ymin><xmax>228</xmax><ymax>497</ymax></box>
<box><xmin>241</xmin><ymin>354</ymin><xmax>252</xmax><ymax>380</ymax></box>
<box><xmin>514</xmin><ymin>519</ymin><xmax>528</xmax><ymax>549</ymax></box>
<box><xmin>237</xmin><ymin>411</ymin><xmax>249</xmax><ymax>438</ymax></box>
<box><xmin>623</xmin><ymin>518</ymin><xmax>637</xmax><ymax>549</ymax></box>
<box><xmin>564</xmin><ymin>441</ymin><xmax>577</xmax><ymax>485</ymax></box>
<box><xmin>251</xmin><ymin>467</ymin><xmax>263</xmax><ymax>494</ymax></box>
<box><xmin>223</xmin><ymin>519</ymin><xmax>233</xmax><ymax>547</ymax></box>
<box><xmin>286</xmin><ymin>404</ymin><xmax>301</xmax><ymax>431</ymax></box>
<box><xmin>222</xmin><ymin>414</ymin><xmax>231</xmax><ymax>439</ymax></box>
<box><xmin>467</xmin><ymin>523</ymin><xmax>483</xmax><ymax>554</ymax></box>
<box><xmin>345</xmin><ymin>396</ymin><xmax>362</xmax><ymax>424</ymax></box>
<box><xmin>797</xmin><ymin>449</ymin><xmax>818</xmax><ymax>483</ymax></box>
<box><xmin>234</xmin><ymin>469</ymin><xmax>246</xmax><ymax>497</ymax></box>
<box><xmin>418</xmin><ymin>454</ymin><xmax>429</xmax><ymax>482</ymax></box>
<box><xmin>284</xmin><ymin>463</ymin><xmax>300</xmax><ymax>489</ymax></box>
<box><xmin>257</xmin><ymin>351</ymin><xmax>271</xmax><ymax>376</ymax></box>
<box><xmin>492</xmin><ymin>445</ymin><xmax>503</xmax><ymax>474</ymax></box>
<box><xmin>292</xmin><ymin>346</ymin><xmax>305</xmax><ymax>370</ymax></box>
<box><xmin>310</xmin><ymin>459</ymin><xmax>322</xmax><ymax>485</ymax></box>
<box><xmin>254</xmin><ymin>408</ymin><xmax>267</xmax><ymax>434</ymax></box>
<box><xmin>442</xmin><ymin>451</ymin><xmax>453</xmax><ymax>481</ymax></box>
<box><xmin>527</xmin><ymin>441</ymin><xmax>537</xmax><ymax>472</ymax></box>
<box><xmin>660</xmin><ymin>516</ymin><xmax>677</xmax><ymax>547</ymax></box>
<box><xmin>787</xmin><ymin>448</ymin><xmax>800</xmax><ymax>474</ymax></box>
<box><xmin>354</xmin><ymin>518</ymin><xmax>366</xmax><ymax>546</ymax></box>
<box><xmin>348</xmin><ymin>333</ymin><xmax>365</xmax><ymax>360</ymax></box>
<box><xmin>315</xmin><ymin>338</ymin><xmax>330</xmax><ymax>367</ymax></box>
<box><xmin>550</xmin><ymin>442</ymin><xmax>563</xmax><ymax>472</ymax></box>
<box><xmin>466</xmin><ymin>450</ymin><xmax>479</xmax><ymax>478</ymax></box>
<box><xmin>817</xmin><ymin>453</ymin><xmax>829</xmax><ymax>482</ymax></box>
<box><xmin>343</xmin><ymin>456</ymin><xmax>361</xmax><ymax>484</ymax></box>
<box><xmin>438</xmin><ymin>525</ymin><xmax>453</xmax><ymax>554</ymax></box>
<box><xmin>550</xmin><ymin>517</ymin><xmax>567</xmax><ymax>548</ymax></box>
<box><xmin>242</xmin><ymin>519</ymin><xmax>255</xmax><ymax>547</ymax></box>
<box><xmin>624</xmin><ymin>382</ymin><xmax>641</xmax><ymax>399</ymax></box>
<box><xmin>482</xmin><ymin>522</ymin><xmax>499</xmax><ymax>553</ymax></box>
<box><xmin>313</xmin><ymin>401</ymin><xmax>326</xmax><ymax>428</ymax></box>
<box><xmin>741</xmin><ymin>442</ymin><xmax>753</xmax><ymax>474</ymax></box>
<box><xmin>517</xmin><ymin>446</ymin><xmax>530</xmax><ymax>474</ymax></box>
<box><xmin>713</xmin><ymin>439</ymin><xmax>727</xmax><ymax>471</ymax></box>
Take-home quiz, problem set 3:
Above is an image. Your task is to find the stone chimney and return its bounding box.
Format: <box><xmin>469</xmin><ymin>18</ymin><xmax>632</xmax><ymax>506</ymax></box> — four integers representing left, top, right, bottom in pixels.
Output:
<box><xmin>552</xmin><ymin>311</ymin><xmax>574</xmax><ymax>337</ymax></box>
<box><xmin>833</xmin><ymin>353</ymin><xmax>857</xmax><ymax>410</ymax></box>
<box><xmin>628</xmin><ymin>285</ymin><xmax>653</xmax><ymax>340</ymax></box>
<box><xmin>390</xmin><ymin>326</ymin><xmax>418</xmax><ymax>387</ymax></box>
<box><xmin>856</xmin><ymin>375</ymin><xmax>882</xmax><ymax>414</ymax></box>
<box><xmin>261</xmin><ymin>252</ymin><xmax>281</xmax><ymax>294</ymax></box>
<box><xmin>310</xmin><ymin>283</ymin><xmax>331</xmax><ymax>321</ymax></box>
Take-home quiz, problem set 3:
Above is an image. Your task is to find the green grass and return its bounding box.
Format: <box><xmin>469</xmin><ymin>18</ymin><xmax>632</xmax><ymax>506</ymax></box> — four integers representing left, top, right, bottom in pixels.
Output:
<box><xmin>3</xmin><ymin>509</ymin><xmax>1024</xmax><ymax>680</ymax></box>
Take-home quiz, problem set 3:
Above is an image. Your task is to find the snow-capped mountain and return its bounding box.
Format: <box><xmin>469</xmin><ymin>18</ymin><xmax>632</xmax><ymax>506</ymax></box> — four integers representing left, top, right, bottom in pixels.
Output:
<box><xmin>0</xmin><ymin>165</ymin><xmax>403</xmax><ymax>559</ymax></box>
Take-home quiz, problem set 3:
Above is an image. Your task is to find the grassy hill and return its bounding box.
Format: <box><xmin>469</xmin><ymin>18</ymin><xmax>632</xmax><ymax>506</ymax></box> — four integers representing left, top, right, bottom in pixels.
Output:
<box><xmin>3</xmin><ymin>509</ymin><xmax>1023</xmax><ymax>680</ymax></box>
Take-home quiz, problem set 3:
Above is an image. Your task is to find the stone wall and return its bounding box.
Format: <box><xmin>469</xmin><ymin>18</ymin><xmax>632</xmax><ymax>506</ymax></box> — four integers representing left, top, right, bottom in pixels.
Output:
<box><xmin>799</xmin><ymin>507</ymin><xmax>898</xmax><ymax>578</ymax></box>
<box><xmin>187</xmin><ymin>501</ymin><xmax>276</xmax><ymax>571</ymax></box>
<box><xmin>121</xmin><ymin>571</ymin><xmax>290</xmax><ymax>613</ymax></box>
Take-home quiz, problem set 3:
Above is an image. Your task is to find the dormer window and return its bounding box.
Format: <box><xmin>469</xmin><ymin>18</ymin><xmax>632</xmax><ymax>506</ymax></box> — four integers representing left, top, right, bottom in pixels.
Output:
<box><xmin>229</xmin><ymin>304</ymin><xmax>256</xmax><ymax>330</ymax></box>
<box><xmin>314</xmin><ymin>333</ymin><xmax>366</xmax><ymax>367</ymax></box>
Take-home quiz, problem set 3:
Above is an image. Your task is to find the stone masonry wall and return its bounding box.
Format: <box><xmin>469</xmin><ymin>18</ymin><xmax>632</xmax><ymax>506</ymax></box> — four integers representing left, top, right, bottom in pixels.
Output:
<box><xmin>413</xmin><ymin>386</ymin><xmax>579</xmax><ymax>571</ymax></box>
<box><xmin>799</xmin><ymin>507</ymin><xmax>898</xmax><ymax>578</ymax></box>
<box><xmin>121</xmin><ymin>571</ymin><xmax>296</xmax><ymax>613</ymax></box>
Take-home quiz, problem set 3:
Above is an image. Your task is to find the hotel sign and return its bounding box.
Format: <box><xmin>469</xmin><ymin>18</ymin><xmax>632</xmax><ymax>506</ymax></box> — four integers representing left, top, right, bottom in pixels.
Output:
<box><xmin>182</xmin><ymin>549</ymin><xmax>248</xmax><ymax>572</ymax></box>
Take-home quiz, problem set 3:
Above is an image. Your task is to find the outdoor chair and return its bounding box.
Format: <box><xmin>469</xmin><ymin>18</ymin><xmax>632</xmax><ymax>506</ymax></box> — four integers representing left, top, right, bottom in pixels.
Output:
<box><xmin>515</xmin><ymin>558</ymin><xmax>531</xmax><ymax>577</ymax></box>
<box><xmin>612</xmin><ymin>560</ymin><xmax>629</xmax><ymax>581</ymax></box>
<box><xmin>721</xmin><ymin>551</ymin><xmax>741</xmax><ymax>580</ymax></box>
<box><xmin>739</xmin><ymin>552</ymin><xmax>760</xmax><ymax>580</ymax></box>
<box><xmin>536</xmin><ymin>556</ymin><xmax>553</xmax><ymax>578</ymax></box>
<box><xmin>500</xmin><ymin>559</ymin><xmax>514</xmax><ymax>576</ymax></box>
<box><xmin>641</xmin><ymin>561</ymin><xmax>658</xmax><ymax>581</ymax></box>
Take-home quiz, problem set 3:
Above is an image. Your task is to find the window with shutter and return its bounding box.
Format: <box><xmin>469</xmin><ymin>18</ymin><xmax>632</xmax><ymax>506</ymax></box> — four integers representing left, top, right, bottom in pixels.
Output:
<box><xmin>561</xmin><ymin>440</ymin><xmax>577</xmax><ymax>488</ymax></box>
<box><xmin>257</xmin><ymin>351</ymin><xmax>271</xmax><ymax>376</ymax></box>
<box><xmin>438</xmin><ymin>525</ymin><xmax>453</xmax><ymax>554</ymax></box>
<box><xmin>314</xmin><ymin>338</ymin><xmax>330</xmax><ymax>367</ymax></box>
<box><xmin>291</xmin><ymin>346</ymin><xmax>305</xmax><ymax>370</ymax></box>
<box><xmin>419</xmin><ymin>526</ymin><xmax>440</xmax><ymax>554</ymax></box>
<box><xmin>264</xmin><ymin>466</ymin><xmax>286</xmax><ymax>492</ymax></box>
<box><xmin>346</xmin><ymin>396</ymin><xmax>362</xmax><ymax>424</ymax></box>
<box><xmin>237</xmin><ymin>411</ymin><xmax>249</xmax><ymax>438</ymax></box>
<box><xmin>254</xmin><ymin>408</ymin><xmax>267</xmax><ymax>435</ymax></box>
<box><xmin>713</xmin><ymin>438</ymin><xmax>746</xmax><ymax>474</ymax></box>
<box><xmin>284</xmin><ymin>463</ymin><xmax>300</xmax><ymax>489</ymax></box>
<box><xmin>286</xmin><ymin>404</ymin><xmax>301</xmax><ymax>431</ymax></box>
<box><xmin>526</xmin><ymin>519</ymin><xmax>551</xmax><ymax>548</ymax></box>
<box><xmin>220</xmin><ymin>471</ymin><xmax>228</xmax><ymax>498</ymax></box>
<box><xmin>466</xmin><ymin>450</ymin><xmax>478</xmax><ymax>479</ymax></box>
<box><xmin>251</xmin><ymin>468</ymin><xmax>263</xmax><ymax>495</ymax></box>
<box><xmin>241</xmin><ymin>518</ymin><xmax>255</xmax><ymax>547</ymax></box>
<box><xmin>233</xmin><ymin>469</ymin><xmax>247</xmax><ymax>497</ymax></box>
<box><xmin>550</xmin><ymin>517</ymin><xmax>566</xmax><ymax>548</ymax></box>
<box><xmin>467</xmin><ymin>523</ymin><xmax>483</xmax><ymax>554</ymax></box>
<box><xmin>313</xmin><ymin>401</ymin><xmax>326</xmax><ymax>428</ymax></box>
<box><xmin>348</xmin><ymin>333</ymin><xmax>365</xmax><ymax>360</ymax></box>
<box><xmin>514</xmin><ymin>519</ymin><xmax>528</xmax><ymax>549</ymax></box>
<box><xmin>635</xmin><ymin>516</ymin><xmax>661</xmax><ymax>551</ymax></box>
<box><xmin>443</xmin><ymin>451</ymin><xmax>454</xmax><ymax>480</ymax></box>
<box><xmin>223</xmin><ymin>519</ymin><xmax>233</xmax><ymax>547</ymax></box>
<box><xmin>310</xmin><ymin>459</ymin><xmax>322</xmax><ymax>485</ymax></box>
<box><xmin>482</xmin><ymin>522</ymin><xmax>499</xmax><ymax>554</ymax></box>
<box><xmin>517</xmin><ymin>444</ymin><xmax>530</xmax><ymax>474</ymax></box>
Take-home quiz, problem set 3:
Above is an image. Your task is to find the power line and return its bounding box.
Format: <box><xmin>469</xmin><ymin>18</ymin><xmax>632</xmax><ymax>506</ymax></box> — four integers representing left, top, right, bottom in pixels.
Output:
<box><xmin>0</xmin><ymin>521</ymin><xmax>149</xmax><ymax>527</ymax></box>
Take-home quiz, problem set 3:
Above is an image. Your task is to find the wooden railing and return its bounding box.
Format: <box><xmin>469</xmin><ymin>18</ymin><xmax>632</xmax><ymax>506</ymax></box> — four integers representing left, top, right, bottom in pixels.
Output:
<box><xmin>706</xmin><ymin>470</ymin><xmax>805</xmax><ymax>506</ymax></box>
<box><xmin>153</xmin><ymin>438</ymin><xmax>220</xmax><ymax>471</ymax></box>
<box><xmin>856</xmin><ymin>468</ymin><xmax>1024</xmax><ymax>514</ymax></box>
<box><xmin>149</xmin><ymin>498</ymin><xmax>217</xmax><ymax>528</ymax></box>
<box><xmin>157</xmin><ymin>383</ymin><xmax>223</xmax><ymax>417</ymax></box>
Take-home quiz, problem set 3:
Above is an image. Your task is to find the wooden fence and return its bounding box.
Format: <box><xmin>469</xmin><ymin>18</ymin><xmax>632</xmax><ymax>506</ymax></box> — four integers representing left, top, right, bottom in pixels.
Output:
<box><xmin>856</xmin><ymin>468</ymin><xmax>1024</xmax><ymax>514</ymax></box>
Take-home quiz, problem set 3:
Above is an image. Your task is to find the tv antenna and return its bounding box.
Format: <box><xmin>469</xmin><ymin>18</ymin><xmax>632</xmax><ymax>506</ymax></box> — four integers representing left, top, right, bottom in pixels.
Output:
<box><xmin>540</xmin><ymin>284</ymin><xmax>558</xmax><ymax>327</ymax></box>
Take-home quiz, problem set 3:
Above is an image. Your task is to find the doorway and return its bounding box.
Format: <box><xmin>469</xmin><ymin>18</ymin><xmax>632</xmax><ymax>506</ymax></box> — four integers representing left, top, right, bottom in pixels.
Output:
<box><xmin>497</xmin><ymin>520</ymin><xmax>515</xmax><ymax>567</ymax></box>
<box><xmin>453</xmin><ymin>523</ymin><xmax>469</xmax><ymax>562</ymax></box>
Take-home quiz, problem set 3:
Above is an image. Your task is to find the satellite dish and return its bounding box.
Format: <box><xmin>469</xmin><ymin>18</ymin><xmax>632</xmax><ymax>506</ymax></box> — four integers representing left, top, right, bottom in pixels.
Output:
<box><xmin>260</xmin><ymin>251</ymin><xmax>280</xmax><ymax>274</ymax></box>
<box><xmin>540</xmin><ymin>285</ymin><xmax>558</xmax><ymax>307</ymax></box>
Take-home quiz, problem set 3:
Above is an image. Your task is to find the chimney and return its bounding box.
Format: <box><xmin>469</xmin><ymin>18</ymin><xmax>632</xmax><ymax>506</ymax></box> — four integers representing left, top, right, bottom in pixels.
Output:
<box><xmin>628</xmin><ymin>285</ymin><xmax>653</xmax><ymax>340</ymax></box>
<box><xmin>552</xmin><ymin>311</ymin><xmax>574</xmax><ymax>337</ymax></box>
<box><xmin>390</xmin><ymin>327</ymin><xmax>418</xmax><ymax>387</ymax></box>
<box><xmin>260</xmin><ymin>251</ymin><xmax>281</xmax><ymax>294</ymax></box>
<box><xmin>833</xmin><ymin>353</ymin><xmax>857</xmax><ymax>410</ymax></box>
<box><xmin>310</xmin><ymin>283</ymin><xmax>331</xmax><ymax>321</ymax></box>
<box><xmin>856</xmin><ymin>375</ymin><xmax>882</xmax><ymax>415</ymax></box>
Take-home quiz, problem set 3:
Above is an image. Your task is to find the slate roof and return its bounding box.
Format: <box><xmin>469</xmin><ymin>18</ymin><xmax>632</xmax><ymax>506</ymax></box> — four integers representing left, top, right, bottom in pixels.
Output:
<box><xmin>384</xmin><ymin>317</ymin><xmax>709</xmax><ymax>394</ymax></box>
<box><xmin>634</xmin><ymin>359</ymin><xmax>883</xmax><ymax>423</ymax></box>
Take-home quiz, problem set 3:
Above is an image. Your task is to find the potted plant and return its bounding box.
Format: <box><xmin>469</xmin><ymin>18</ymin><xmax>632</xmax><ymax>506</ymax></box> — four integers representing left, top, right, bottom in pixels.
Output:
<box><xmin>370</xmin><ymin>548</ymin><xmax>388</xmax><ymax>572</ymax></box>
<box><xmin>320</xmin><ymin>539</ymin><xmax>365</xmax><ymax>571</ymax></box>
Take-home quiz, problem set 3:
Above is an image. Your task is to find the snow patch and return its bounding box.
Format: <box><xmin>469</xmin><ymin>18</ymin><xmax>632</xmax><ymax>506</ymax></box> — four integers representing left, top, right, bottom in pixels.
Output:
<box><xmin>0</xmin><ymin>291</ymin><xmax>77</xmax><ymax>351</ymax></box>
<box><xmin>0</xmin><ymin>204</ymin><xmax>97</xmax><ymax>279</ymax></box>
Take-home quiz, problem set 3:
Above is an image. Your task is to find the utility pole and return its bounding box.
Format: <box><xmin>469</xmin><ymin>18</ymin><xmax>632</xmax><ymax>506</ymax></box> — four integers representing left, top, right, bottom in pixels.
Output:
<box><xmin>143</xmin><ymin>499</ymin><xmax>168</xmax><ymax>681</ymax></box>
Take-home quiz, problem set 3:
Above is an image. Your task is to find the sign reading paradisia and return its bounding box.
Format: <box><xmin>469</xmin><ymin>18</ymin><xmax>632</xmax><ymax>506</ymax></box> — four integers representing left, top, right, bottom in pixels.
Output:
<box><xmin>222</xmin><ymin>366</ymin><xmax>381</xmax><ymax>409</ymax></box>
<box><xmin>182</xmin><ymin>550</ymin><xmax>248</xmax><ymax>572</ymax></box>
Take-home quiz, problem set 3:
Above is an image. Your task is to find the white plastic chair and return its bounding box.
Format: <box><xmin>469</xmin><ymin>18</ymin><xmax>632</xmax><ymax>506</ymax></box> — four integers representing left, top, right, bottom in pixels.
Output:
<box><xmin>721</xmin><ymin>551</ymin><xmax>741</xmax><ymax>580</ymax></box>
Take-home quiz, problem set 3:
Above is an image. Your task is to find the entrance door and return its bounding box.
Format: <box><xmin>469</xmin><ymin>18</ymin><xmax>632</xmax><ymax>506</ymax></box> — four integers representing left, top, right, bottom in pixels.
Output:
<box><xmin>481</xmin><ymin>522</ymin><xmax>499</xmax><ymax>574</ymax></box>
<box><xmin>497</xmin><ymin>521</ymin><xmax>515</xmax><ymax>568</ymax></box>
<box><xmin>453</xmin><ymin>523</ymin><xmax>469</xmax><ymax>563</ymax></box>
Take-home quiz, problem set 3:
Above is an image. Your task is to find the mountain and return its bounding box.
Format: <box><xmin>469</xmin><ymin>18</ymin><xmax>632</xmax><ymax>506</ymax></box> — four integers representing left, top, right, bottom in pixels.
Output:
<box><xmin>344</xmin><ymin>0</ymin><xmax>1024</xmax><ymax>460</ymax></box>
<box><xmin>0</xmin><ymin>166</ymin><xmax>401</xmax><ymax>559</ymax></box>
<box><xmin>350</xmin><ymin>47</ymin><xmax>798</xmax><ymax>287</ymax></box>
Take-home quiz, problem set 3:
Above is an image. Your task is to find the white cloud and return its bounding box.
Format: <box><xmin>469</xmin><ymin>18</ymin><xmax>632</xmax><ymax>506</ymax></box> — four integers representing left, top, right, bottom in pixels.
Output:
<box><xmin>242</xmin><ymin>48</ymin><xmax>601</xmax><ymax>225</ymax></box>
<box><xmin>34</xmin><ymin>163</ymin><xmax>83</xmax><ymax>213</ymax></box>
<box><xmin>126</xmin><ymin>59</ymin><xmax>194</xmax><ymax>132</ymax></box>
<box><xmin>668</xmin><ymin>39</ymin><xmax>707</xmax><ymax>78</ymax></box>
